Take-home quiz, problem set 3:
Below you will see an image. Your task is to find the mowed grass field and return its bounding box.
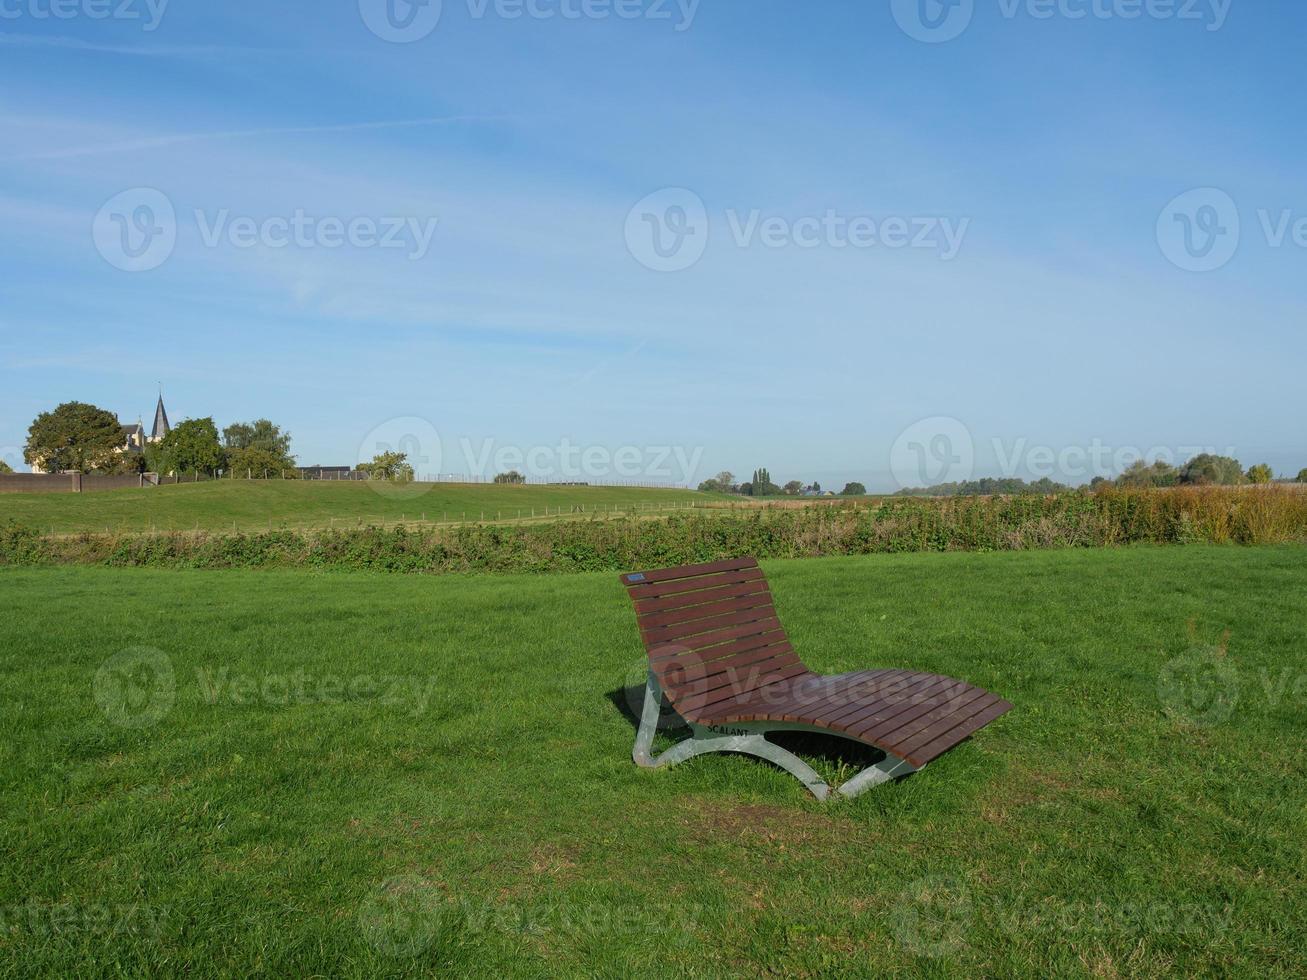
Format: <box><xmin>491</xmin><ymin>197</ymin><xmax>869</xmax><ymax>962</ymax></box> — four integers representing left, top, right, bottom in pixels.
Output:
<box><xmin>1</xmin><ymin>547</ymin><xmax>1304</xmax><ymax>977</ymax></box>
<box><xmin>0</xmin><ymin>480</ymin><xmax>716</xmax><ymax>533</ymax></box>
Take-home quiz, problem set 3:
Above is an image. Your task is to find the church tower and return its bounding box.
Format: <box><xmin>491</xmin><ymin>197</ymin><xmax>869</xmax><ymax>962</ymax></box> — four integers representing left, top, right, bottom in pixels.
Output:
<box><xmin>150</xmin><ymin>393</ymin><xmax>171</xmax><ymax>443</ymax></box>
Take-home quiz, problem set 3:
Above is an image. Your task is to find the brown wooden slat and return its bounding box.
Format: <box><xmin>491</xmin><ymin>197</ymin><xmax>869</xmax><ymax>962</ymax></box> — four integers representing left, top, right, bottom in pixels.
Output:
<box><xmin>648</xmin><ymin>618</ymin><xmax>784</xmax><ymax>654</ymax></box>
<box><xmin>867</xmin><ymin>679</ymin><xmax>990</xmax><ymax>744</ymax></box>
<box><xmin>860</xmin><ymin>686</ymin><xmax>990</xmax><ymax>745</ymax></box>
<box><xmin>746</xmin><ymin>669</ymin><xmax>913</xmax><ymax>724</ymax></box>
<box><xmin>674</xmin><ymin>640</ymin><xmax>794</xmax><ymax>679</ymax></box>
<box><xmin>802</xmin><ymin>670</ymin><xmax>933</xmax><ymax>725</ymax></box>
<box><xmin>620</xmin><ymin>557</ymin><xmax>756</xmax><ymax>587</ymax></box>
<box><xmin>634</xmin><ymin>579</ymin><xmax>771</xmax><ymax>616</ymax></box>
<box><xmin>626</xmin><ymin>567</ymin><xmax>766</xmax><ymax>600</ymax></box>
<box><xmin>826</xmin><ymin>679</ymin><xmax>961</xmax><ymax>731</ymax></box>
<box><xmin>636</xmin><ymin>592</ymin><xmax>776</xmax><ymax>632</ymax></box>
<box><xmin>678</xmin><ymin>651</ymin><xmax>804</xmax><ymax>704</ymax></box>
<box><xmin>649</xmin><ymin>631</ymin><xmax>790</xmax><ymax>667</ymax></box>
<box><xmin>641</xmin><ymin>607</ymin><xmax>782</xmax><ymax>645</ymax></box>
<box><xmin>886</xmin><ymin>692</ymin><xmax>1003</xmax><ymax>758</ymax></box>
<box><xmin>683</xmin><ymin>662</ymin><xmax>811</xmax><ymax>715</ymax></box>
<box><xmin>907</xmin><ymin>700</ymin><xmax>1013</xmax><ymax>766</ymax></box>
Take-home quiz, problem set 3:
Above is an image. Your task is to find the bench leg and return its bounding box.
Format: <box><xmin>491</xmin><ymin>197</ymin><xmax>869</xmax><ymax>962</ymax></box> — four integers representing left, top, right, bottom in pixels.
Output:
<box><xmin>835</xmin><ymin>755</ymin><xmax>919</xmax><ymax>799</ymax></box>
<box><xmin>631</xmin><ymin>674</ymin><xmax>916</xmax><ymax>801</ymax></box>
<box><xmin>632</xmin><ymin>675</ymin><xmax>832</xmax><ymax>800</ymax></box>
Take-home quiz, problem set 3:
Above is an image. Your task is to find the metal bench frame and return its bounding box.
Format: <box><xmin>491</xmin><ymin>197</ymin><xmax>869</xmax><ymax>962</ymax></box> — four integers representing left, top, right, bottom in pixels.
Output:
<box><xmin>631</xmin><ymin>671</ymin><xmax>919</xmax><ymax>801</ymax></box>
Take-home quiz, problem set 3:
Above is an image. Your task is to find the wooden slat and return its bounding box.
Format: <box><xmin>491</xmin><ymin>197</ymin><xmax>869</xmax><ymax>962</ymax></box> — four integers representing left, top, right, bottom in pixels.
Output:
<box><xmin>650</xmin><ymin>631</ymin><xmax>790</xmax><ymax>667</ymax></box>
<box><xmin>625</xmin><ymin>567</ymin><xmax>766</xmax><ymax>600</ymax></box>
<box><xmin>682</xmin><ymin>662</ymin><xmax>811</xmax><ymax>715</ymax></box>
<box><xmin>648</xmin><ymin>618</ymin><xmax>784</xmax><ymax>654</ymax></box>
<box><xmin>620</xmin><ymin>557</ymin><xmax>756</xmax><ymax>587</ymax></box>
<box><xmin>907</xmin><ymin>700</ymin><xmax>1013</xmax><ymax>766</ymax></box>
<box><xmin>635</xmin><ymin>592</ymin><xmax>776</xmax><ymax>631</ymax></box>
<box><xmin>859</xmin><ymin>686</ymin><xmax>989</xmax><ymax>745</ymax></box>
<box><xmin>641</xmin><ymin>607</ymin><xmax>781</xmax><ymax>645</ymax></box>
<box><xmin>826</xmin><ymin>679</ymin><xmax>961</xmax><ymax>731</ymax></box>
<box><xmin>741</xmin><ymin>670</ymin><xmax>908</xmax><ymax>724</ymax></box>
<box><xmin>634</xmin><ymin>579</ymin><xmax>771</xmax><ymax>616</ymax></box>
<box><xmin>678</xmin><ymin>651</ymin><xmax>805</xmax><ymax>704</ymax></box>
<box><xmin>886</xmin><ymin>693</ymin><xmax>1002</xmax><ymax>758</ymax></box>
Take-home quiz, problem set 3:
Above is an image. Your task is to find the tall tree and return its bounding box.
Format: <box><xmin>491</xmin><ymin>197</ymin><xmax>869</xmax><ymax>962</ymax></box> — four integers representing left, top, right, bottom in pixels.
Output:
<box><xmin>1246</xmin><ymin>463</ymin><xmax>1274</xmax><ymax>484</ymax></box>
<box><xmin>223</xmin><ymin>419</ymin><xmax>293</xmax><ymax>456</ymax></box>
<box><xmin>1178</xmin><ymin>454</ymin><xmax>1245</xmax><ymax>486</ymax></box>
<box><xmin>841</xmin><ymin>482</ymin><xmax>867</xmax><ymax>496</ymax></box>
<box><xmin>149</xmin><ymin>418</ymin><xmax>225</xmax><ymax>476</ymax></box>
<box><xmin>24</xmin><ymin>402</ymin><xmax>123</xmax><ymax>474</ymax></box>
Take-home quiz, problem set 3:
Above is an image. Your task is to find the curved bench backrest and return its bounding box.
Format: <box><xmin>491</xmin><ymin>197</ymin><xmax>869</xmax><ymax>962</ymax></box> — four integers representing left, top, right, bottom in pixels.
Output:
<box><xmin>619</xmin><ymin>558</ymin><xmax>808</xmax><ymax>720</ymax></box>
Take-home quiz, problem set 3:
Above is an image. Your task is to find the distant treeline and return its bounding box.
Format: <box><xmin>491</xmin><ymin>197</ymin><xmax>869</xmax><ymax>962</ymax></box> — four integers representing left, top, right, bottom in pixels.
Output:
<box><xmin>4</xmin><ymin>485</ymin><xmax>1304</xmax><ymax>573</ymax></box>
<box><xmin>895</xmin><ymin>477</ymin><xmax>1072</xmax><ymax>497</ymax></box>
<box><xmin>899</xmin><ymin>454</ymin><xmax>1306</xmax><ymax>497</ymax></box>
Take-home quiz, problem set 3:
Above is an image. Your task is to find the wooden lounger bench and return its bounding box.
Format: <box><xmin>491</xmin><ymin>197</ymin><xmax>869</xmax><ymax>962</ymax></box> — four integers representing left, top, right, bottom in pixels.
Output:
<box><xmin>619</xmin><ymin>557</ymin><xmax>1012</xmax><ymax>800</ymax></box>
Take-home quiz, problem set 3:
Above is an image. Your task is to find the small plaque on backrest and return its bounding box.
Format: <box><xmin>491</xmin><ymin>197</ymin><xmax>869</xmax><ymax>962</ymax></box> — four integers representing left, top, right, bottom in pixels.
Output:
<box><xmin>627</xmin><ymin>573</ymin><xmax>646</xmax><ymax>583</ymax></box>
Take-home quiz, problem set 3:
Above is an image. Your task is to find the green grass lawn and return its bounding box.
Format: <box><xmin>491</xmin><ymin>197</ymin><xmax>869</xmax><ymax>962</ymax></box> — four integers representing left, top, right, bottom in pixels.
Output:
<box><xmin>0</xmin><ymin>479</ymin><xmax>715</xmax><ymax>534</ymax></box>
<box><xmin>1</xmin><ymin>547</ymin><xmax>1303</xmax><ymax>977</ymax></box>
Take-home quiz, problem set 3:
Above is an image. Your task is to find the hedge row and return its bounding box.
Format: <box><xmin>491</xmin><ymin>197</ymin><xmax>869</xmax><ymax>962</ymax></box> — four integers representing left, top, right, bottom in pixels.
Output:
<box><xmin>3</xmin><ymin>486</ymin><xmax>1304</xmax><ymax>574</ymax></box>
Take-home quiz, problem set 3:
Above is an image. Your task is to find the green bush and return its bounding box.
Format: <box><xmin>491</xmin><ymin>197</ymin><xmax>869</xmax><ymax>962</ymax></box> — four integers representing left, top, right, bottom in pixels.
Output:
<box><xmin>4</xmin><ymin>487</ymin><xmax>1306</xmax><ymax>573</ymax></box>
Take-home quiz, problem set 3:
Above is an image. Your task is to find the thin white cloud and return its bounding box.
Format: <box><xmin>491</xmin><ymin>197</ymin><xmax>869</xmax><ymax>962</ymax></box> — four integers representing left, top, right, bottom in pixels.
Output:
<box><xmin>0</xmin><ymin>32</ymin><xmax>305</xmax><ymax>59</ymax></box>
<box><xmin>1</xmin><ymin>114</ymin><xmax>523</xmax><ymax>162</ymax></box>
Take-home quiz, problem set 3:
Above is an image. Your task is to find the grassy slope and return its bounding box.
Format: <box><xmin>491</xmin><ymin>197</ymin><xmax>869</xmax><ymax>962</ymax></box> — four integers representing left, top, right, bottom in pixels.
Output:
<box><xmin>0</xmin><ymin>479</ymin><xmax>715</xmax><ymax>533</ymax></box>
<box><xmin>1</xmin><ymin>548</ymin><xmax>1303</xmax><ymax>977</ymax></box>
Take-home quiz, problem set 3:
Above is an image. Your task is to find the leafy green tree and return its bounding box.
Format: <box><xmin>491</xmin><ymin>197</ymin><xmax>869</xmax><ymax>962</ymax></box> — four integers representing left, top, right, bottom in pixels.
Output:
<box><xmin>783</xmin><ymin>480</ymin><xmax>803</xmax><ymax>495</ymax></box>
<box><xmin>1246</xmin><ymin>463</ymin><xmax>1274</xmax><ymax>484</ymax></box>
<box><xmin>494</xmin><ymin>470</ymin><xmax>526</xmax><ymax>484</ymax></box>
<box><xmin>1116</xmin><ymin>459</ymin><xmax>1179</xmax><ymax>489</ymax></box>
<box><xmin>0</xmin><ymin>459</ymin><xmax>13</xmax><ymax>474</ymax></box>
<box><xmin>358</xmin><ymin>451</ymin><xmax>414</xmax><ymax>481</ymax></box>
<box><xmin>224</xmin><ymin>420</ymin><xmax>296</xmax><ymax>470</ymax></box>
<box><xmin>698</xmin><ymin>471</ymin><xmax>736</xmax><ymax>494</ymax></box>
<box><xmin>841</xmin><ymin>482</ymin><xmax>867</xmax><ymax>496</ymax></box>
<box><xmin>223</xmin><ymin>419</ymin><xmax>294</xmax><ymax>463</ymax></box>
<box><xmin>227</xmin><ymin>446</ymin><xmax>301</xmax><ymax>479</ymax></box>
<box><xmin>150</xmin><ymin>418</ymin><xmax>225</xmax><ymax>476</ymax></box>
<box><xmin>1178</xmin><ymin>454</ymin><xmax>1245</xmax><ymax>486</ymax></box>
<box><xmin>1298</xmin><ymin>469</ymin><xmax>1307</xmax><ymax>484</ymax></box>
<box><xmin>25</xmin><ymin>401</ymin><xmax>124</xmax><ymax>474</ymax></box>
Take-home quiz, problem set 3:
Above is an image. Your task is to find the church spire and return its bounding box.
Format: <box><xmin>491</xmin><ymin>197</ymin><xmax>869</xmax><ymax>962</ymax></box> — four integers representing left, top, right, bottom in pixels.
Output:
<box><xmin>151</xmin><ymin>392</ymin><xmax>170</xmax><ymax>441</ymax></box>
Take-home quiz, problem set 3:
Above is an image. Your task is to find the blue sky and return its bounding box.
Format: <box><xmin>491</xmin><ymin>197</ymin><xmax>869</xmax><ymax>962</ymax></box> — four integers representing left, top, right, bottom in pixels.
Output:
<box><xmin>1</xmin><ymin>0</ymin><xmax>1303</xmax><ymax>490</ymax></box>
